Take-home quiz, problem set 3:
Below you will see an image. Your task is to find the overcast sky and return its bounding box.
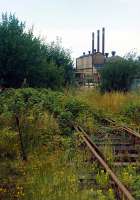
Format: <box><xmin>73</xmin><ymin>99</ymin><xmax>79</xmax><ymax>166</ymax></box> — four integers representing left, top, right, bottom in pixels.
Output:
<box><xmin>1</xmin><ymin>0</ymin><xmax>140</xmax><ymax>61</ymax></box>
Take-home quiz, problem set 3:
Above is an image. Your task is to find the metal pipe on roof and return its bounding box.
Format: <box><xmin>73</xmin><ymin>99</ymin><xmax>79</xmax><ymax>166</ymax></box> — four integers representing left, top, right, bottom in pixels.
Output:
<box><xmin>102</xmin><ymin>27</ymin><xmax>105</xmax><ymax>55</ymax></box>
<box><xmin>97</xmin><ymin>30</ymin><xmax>100</xmax><ymax>52</ymax></box>
<box><xmin>92</xmin><ymin>32</ymin><xmax>95</xmax><ymax>54</ymax></box>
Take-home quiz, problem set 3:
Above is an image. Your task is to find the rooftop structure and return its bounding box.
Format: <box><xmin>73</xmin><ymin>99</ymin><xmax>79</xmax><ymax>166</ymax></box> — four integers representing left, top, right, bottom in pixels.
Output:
<box><xmin>75</xmin><ymin>28</ymin><xmax>119</xmax><ymax>86</ymax></box>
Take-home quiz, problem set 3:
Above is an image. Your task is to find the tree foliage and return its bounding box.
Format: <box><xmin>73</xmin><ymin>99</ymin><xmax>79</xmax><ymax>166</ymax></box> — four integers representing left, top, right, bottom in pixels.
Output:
<box><xmin>0</xmin><ymin>13</ymin><xmax>74</xmax><ymax>89</ymax></box>
<box><xmin>100</xmin><ymin>59</ymin><xmax>140</xmax><ymax>92</ymax></box>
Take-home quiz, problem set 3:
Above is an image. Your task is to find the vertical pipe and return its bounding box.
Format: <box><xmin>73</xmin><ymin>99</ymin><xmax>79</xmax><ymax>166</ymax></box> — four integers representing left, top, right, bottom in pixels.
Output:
<box><xmin>102</xmin><ymin>27</ymin><xmax>105</xmax><ymax>55</ymax></box>
<box><xmin>76</xmin><ymin>58</ymin><xmax>77</xmax><ymax>69</ymax></box>
<box><xmin>97</xmin><ymin>30</ymin><xmax>100</xmax><ymax>52</ymax></box>
<box><xmin>92</xmin><ymin>32</ymin><xmax>94</xmax><ymax>54</ymax></box>
<box><xmin>91</xmin><ymin>32</ymin><xmax>94</xmax><ymax>84</ymax></box>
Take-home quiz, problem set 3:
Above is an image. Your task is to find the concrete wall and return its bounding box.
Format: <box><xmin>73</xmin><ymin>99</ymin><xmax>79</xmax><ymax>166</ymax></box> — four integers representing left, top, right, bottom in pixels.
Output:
<box><xmin>76</xmin><ymin>54</ymin><xmax>92</xmax><ymax>70</ymax></box>
<box><xmin>76</xmin><ymin>52</ymin><xmax>105</xmax><ymax>72</ymax></box>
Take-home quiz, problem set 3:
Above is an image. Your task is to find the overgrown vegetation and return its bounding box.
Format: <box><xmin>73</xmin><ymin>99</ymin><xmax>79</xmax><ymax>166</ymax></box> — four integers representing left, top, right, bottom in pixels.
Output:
<box><xmin>1</xmin><ymin>9</ymin><xmax>140</xmax><ymax>200</ymax></box>
<box><xmin>1</xmin><ymin>15</ymin><xmax>140</xmax><ymax>198</ymax></box>
<box><xmin>1</xmin><ymin>88</ymin><xmax>140</xmax><ymax>199</ymax></box>
<box><xmin>100</xmin><ymin>59</ymin><xmax>140</xmax><ymax>92</ymax></box>
<box><xmin>0</xmin><ymin>13</ymin><xmax>74</xmax><ymax>89</ymax></box>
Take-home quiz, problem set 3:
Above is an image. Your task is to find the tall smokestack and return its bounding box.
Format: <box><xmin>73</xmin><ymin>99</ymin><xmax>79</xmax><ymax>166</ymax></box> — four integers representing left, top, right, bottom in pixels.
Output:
<box><xmin>92</xmin><ymin>32</ymin><xmax>94</xmax><ymax>54</ymax></box>
<box><xmin>102</xmin><ymin>27</ymin><xmax>105</xmax><ymax>55</ymax></box>
<box><xmin>97</xmin><ymin>30</ymin><xmax>100</xmax><ymax>52</ymax></box>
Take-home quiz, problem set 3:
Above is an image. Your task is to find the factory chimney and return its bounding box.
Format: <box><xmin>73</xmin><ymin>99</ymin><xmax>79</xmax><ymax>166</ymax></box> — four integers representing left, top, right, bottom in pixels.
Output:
<box><xmin>102</xmin><ymin>27</ymin><xmax>105</xmax><ymax>55</ymax></box>
<box><xmin>97</xmin><ymin>30</ymin><xmax>100</xmax><ymax>52</ymax></box>
<box><xmin>92</xmin><ymin>32</ymin><xmax>95</xmax><ymax>54</ymax></box>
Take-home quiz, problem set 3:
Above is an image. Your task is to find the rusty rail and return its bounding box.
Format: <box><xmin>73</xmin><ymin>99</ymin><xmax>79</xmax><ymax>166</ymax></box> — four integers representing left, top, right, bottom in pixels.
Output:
<box><xmin>103</xmin><ymin>118</ymin><xmax>140</xmax><ymax>140</ymax></box>
<box><xmin>75</xmin><ymin>125</ymin><xmax>135</xmax><ymax>200</ymax></box>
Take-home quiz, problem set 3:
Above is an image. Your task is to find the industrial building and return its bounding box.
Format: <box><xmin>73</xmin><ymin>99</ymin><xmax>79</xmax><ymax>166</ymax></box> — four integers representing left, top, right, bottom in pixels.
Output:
<box><xmin>75</xmin><ymin>28</ymin><xmax>118</xmax><ymax>85</ymax></box>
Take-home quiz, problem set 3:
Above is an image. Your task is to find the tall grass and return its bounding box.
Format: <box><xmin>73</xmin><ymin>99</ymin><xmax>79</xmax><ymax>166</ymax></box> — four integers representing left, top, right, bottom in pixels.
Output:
<box><xmin>1</xmin><ymin>88</ymin><xmax>140</xmax><ymax>199</ymax></box>
<box><xmin>72</xmin><ymin>89</ymin><xmax>127</xmax><ymax>113</ymax></box>
<box><xmin>23</xmin><ymin>141</ymin><xmax>116</xmax><ymax>200</ymax></box>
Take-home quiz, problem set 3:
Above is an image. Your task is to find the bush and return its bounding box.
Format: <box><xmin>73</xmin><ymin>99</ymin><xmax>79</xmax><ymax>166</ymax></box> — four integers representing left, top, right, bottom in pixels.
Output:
<box><xmin>65</xmin><ymin>99</ymin><xmax>87</xmax><ymax>118</ymax></box>
<box><xmin>100</xmin><ymin>59</ymin><xmax>139</xmax><ymax>92</ymax></box>
<box><xmin>58</xmin><ymin>111</ymin><xmax>74</xmax><ymax>135</ymax></box>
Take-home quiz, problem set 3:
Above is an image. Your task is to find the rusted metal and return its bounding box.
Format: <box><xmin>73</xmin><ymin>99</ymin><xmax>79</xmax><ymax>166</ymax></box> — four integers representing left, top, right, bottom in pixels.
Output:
<box><xmin>104</xmin><ymin>118</ymin><xmax>140</xmax><ymax>140</ymax></box>
<box><xmin>100</xmin><ymin>118</ymin><xmax>140</xmax><ymax>164</ymax></box>
<box><xmin>75</xmin><ymin>126</ymin><xmax>135</xmax><ymax>200</ymax></box>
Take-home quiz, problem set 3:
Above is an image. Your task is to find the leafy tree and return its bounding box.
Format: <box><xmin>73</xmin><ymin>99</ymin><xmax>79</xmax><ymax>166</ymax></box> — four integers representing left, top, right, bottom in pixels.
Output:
<box><xmin>100</xmin><ymin>59</ymin><xmax>139</xmax><ymax>92</ymax></box>
<box><xmin>45</xmin><ymin>40</ymin><xmax>74</xmax><ymax>86</ymax></box>
<box><xmin>0</xmin><ymin>13</ymin><xmax>74</xmax><ymax>89</ymax></box>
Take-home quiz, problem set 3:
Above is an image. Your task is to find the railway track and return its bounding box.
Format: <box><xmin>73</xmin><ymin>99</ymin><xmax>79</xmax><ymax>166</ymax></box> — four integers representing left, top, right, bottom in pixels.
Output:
<box><xmin>75</xmin><ymin>125</ymin><xmax>135</xmax><ymax>200</ymax></box>
<box><xmin>91</xmin><ymin>118</ymin><xmax>140</xmax><ymax>166</ymax></box>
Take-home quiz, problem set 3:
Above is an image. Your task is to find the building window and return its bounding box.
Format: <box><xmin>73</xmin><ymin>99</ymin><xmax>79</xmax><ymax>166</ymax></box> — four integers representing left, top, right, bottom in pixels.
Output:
<box><xmin>94</xmin><ymin>64</ymin><xmax>104</xmax><ymax>68</ymax></box>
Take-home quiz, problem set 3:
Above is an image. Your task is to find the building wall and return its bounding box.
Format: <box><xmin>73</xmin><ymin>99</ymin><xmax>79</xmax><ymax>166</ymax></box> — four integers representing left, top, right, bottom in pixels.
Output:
<box><xmin>76</xmin><ymin>52</ymin><xmax>105</xmax><ymax>73</ymax></box>
<box><xmin>75</xmin><ymin>68</ymin><xmax>93</xmax><ymax>75</ymax></box>
<box><xmin>76</xmin><ymin>54</ymin><xmax>92</xmax><ymax>70</ymax></box>
<box><xmin>93</xmin><ymin>52</ymin><xmax>105</xmax><ymax>65</ymax></box>
<box><xmin>75</xmin><ymin>52</ymin><xmax>105</xmax><ymax>84</ymax></box>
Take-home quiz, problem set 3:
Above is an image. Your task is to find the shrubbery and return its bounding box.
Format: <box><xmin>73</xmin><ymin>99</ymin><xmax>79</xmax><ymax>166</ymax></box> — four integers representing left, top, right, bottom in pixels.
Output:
<box><xmin>0</xmin><ymin>88</ymin><xmax>99</xmax><ymax>158</ymax></box>
<box><xmin>0</xmin><ymin>13</ymin><xmax>74</xmax><ymax>89</ymax></box>
<box><xmin>100</xmin><ymin>59</ymin><xmax>140</xmax><ymax>92</ymax></box>
<box><xmin>1</xmin><ymin>88</ymin><xmax>140</xmax><ymax>199</ymax></box>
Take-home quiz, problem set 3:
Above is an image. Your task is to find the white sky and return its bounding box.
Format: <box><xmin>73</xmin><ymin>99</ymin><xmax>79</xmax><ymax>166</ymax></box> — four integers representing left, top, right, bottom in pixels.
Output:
<box><xmin>0</xmin><ymin>0</ymin><xmax>140</xmax><ymax>62</ymax></box>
